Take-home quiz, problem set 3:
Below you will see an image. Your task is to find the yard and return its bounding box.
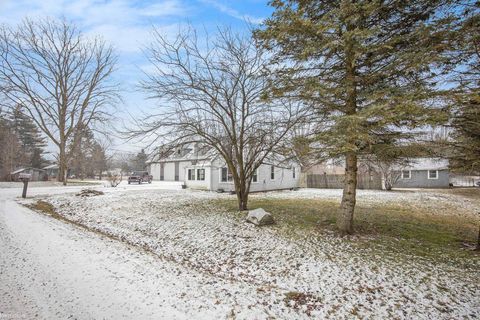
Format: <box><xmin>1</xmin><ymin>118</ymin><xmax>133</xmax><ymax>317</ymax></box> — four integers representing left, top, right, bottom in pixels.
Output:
<box><xmin>25</xmin><ymin>187</ymin><xmax>480</xmax><ymax>319</ymax></box>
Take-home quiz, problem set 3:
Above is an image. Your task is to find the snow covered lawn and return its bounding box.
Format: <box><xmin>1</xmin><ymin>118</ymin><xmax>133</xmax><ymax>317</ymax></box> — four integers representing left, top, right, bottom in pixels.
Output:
<box><xmin>0</xmin><ymin>179</ymin><xmax>102</xmax><ymax>188</ymax></box>
<box><xmin>26</xmin><ymin>188</ymin><xmax>480</xmax><ymax>319</ymax></box>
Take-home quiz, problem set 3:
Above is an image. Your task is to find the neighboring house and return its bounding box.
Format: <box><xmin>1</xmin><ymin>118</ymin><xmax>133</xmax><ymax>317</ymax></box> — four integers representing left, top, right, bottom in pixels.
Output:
<box><xmin>43</xmin><ymin>163</ymin><xmax>59</xmax><ymax>179</ymax></box>
<box><xmin>9</xmin><ymin>167</ymin><xmax>47</xmax><ymax>181</ymax></box>
<box><xmin>148</xmin><ymin>145</ymin><xmax>300</xmax><ymax>192</ymax></box>
<box><xmin>392</xmin><ymin>158</ymin><xmax>450</xmax><ymax>188</ymax></box>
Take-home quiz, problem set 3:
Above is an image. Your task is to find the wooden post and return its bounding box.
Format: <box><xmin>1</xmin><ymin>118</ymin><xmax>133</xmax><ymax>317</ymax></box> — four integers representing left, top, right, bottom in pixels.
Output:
<box><xmin>22</xmin><ymin>179</ymin><xmax>28</xmax><ymax>198</ymax></box>
<box><xmin>19</xmin><ymin>173</ymin><xmax>31</xmax><ymax>198</ymax></box>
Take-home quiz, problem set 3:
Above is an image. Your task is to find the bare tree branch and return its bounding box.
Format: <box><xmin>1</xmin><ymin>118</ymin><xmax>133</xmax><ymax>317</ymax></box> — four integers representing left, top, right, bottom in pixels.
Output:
<box><xmin>130</xmin><ymin>26</ymin><xmax>309</xmax><ymax>209</ymax></box>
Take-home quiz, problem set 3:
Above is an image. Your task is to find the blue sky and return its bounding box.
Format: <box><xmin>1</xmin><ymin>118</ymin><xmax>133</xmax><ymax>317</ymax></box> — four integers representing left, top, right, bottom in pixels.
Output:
<box><xmin>0</xmin><ymin>0</ymin><xmax>273</xmax><ymax>153</ymax></box>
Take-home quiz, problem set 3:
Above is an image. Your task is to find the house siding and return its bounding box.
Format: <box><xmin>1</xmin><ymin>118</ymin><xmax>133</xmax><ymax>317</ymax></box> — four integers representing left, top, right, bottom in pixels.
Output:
<box><xmin>183</xmin><ymin>160</ymin><xmax>212</xmax><ymax>190</ymax></box>
<box><xmin>393</xmin><ymin>169</ymin><xmax>449</xmax><ymax>188</ymax></box>
<box><xmin>150</xmin><ymin>158</ymin><xmax>300</xmax><ymax>191</ymax></box>
<box><xmin>211</xmin><ymin>160</ymin><xmax>300</xmax><ymax>192</ymax></box>
<box><xmin>150</xmin><ymin>161</ymin><xmax>191</xmax><ymax>182</ymax></box>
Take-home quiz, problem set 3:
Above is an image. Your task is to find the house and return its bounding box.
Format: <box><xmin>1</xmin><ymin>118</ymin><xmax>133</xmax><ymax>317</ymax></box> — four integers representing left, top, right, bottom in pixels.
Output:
<box><xmin>43</xmin><ymin>163</ymin><xmax>59</xmax><ymax>179</ymax></box>
<box><xmin>9</xmin><ymin>167</ymin><xmax>47</xmax><ymax>181</ymax></box>
<box><xmin>147</xmin><ymin>145</ymin><xmax>300</xmax><ymax>192</ymax></box>
<box><xmin>392</xmin><ymin>158</ymin><xmax>450</xmax><ymax>188</ymax></box>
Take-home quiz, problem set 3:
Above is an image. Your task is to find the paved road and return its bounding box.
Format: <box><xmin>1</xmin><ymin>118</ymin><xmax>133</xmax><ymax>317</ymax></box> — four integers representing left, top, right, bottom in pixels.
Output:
<box><xmin>0</xmin><ymin>185</ymin><xmax>258</xmax><ymax>319</ymax></box>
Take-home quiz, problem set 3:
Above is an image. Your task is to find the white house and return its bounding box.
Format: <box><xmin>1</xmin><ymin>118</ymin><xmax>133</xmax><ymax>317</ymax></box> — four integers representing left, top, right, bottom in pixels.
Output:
<box><xmin>147</xmin><ymin>145</ymin><xmax>300</xmax><ymax>192</ymax></box>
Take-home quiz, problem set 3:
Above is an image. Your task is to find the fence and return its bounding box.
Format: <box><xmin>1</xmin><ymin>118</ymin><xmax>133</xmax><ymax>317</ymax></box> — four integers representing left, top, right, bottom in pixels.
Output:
<box><xmin>307</xmin><ymin>173</ymin><xmax>382</xmax><ymax>190</ymax></box>
<box><xmin>449</xmin><ymin>174</ymin><xmax>480</xmax><ymax>187</ymax></box>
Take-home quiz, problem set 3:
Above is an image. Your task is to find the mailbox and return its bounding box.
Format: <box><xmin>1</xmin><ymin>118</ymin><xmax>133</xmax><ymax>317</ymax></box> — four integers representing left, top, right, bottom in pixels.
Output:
<box><xmin>19</xmin><ymin>173</ymin><xmax>32</xmax><ymax>181</ymax></box>
<box><xmin>19</xmin><ymin>173</ymin><xmax>31</xmax><ymax>198</ymax></box>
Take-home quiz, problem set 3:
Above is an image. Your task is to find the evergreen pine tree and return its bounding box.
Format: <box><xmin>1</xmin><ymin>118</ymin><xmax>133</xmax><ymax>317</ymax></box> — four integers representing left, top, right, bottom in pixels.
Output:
<box><xmin>69</xmin><ymin>125</ymin><xmax>96</xmax><ymax>179</ymax></box>
<box><xmin>256</xmin><ymin>0</ymin><xmax>456</xmax><ymax>233</ymax></box>
<box><xmin>134</xmin><ymin>149</ymin><xmax>148</xmax><ymax>170</ymax></box>
<box><xmin>448</xmin><ymin>3</ymin><xmax>480</xmax><ymax>174</ymax></box>
<box><xmin>0</xmin><ymin>115</ymin><xmax>22</xmax><ymax>179</ymax></box>
<box><xmin>10</xmin><ymin>105</ymin><xmax>47</xmax><ymax>168</ymax></box>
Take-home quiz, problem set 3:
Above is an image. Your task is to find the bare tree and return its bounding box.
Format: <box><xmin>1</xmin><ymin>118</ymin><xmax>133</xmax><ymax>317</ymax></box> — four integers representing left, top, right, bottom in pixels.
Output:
<box><xmin>363</xmin><ymin>156</ymin><xmax>407</xmax><ymax>191</ymax></box>
<box><xmin>107</xmin><ymin>172</ymin><xmax>123</xmax><ymax>187</ymax></box>
<box><xmin>0</xmin><ymin>18</ymin><xmax>118</xmax><ymax>185</ymax></box>
<box><xmin>133</xmin><ymin>27</ymin><xmax>308</xmax><ymax>210</ymax></box>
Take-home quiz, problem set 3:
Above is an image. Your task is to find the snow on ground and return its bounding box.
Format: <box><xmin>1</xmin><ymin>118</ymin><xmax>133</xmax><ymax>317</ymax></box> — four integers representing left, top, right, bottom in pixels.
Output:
<box><xmin>22</xmin><ymin>187</ymin><xmax>480</xmax><ymax>319</ymax></box>
<box><xmin>253</xmin><ymin>188</ymin><xmax>480</xmax><ymax>221</ymax></box>
<box><xmin>0</xmin><ymin>194</ymin><xmax>289</xmax><ymax>319</ymax></box>
<box><xmin>0</xmin><ymin>180</ymin><xmax>102</xmax><ymax>188</ymax></box>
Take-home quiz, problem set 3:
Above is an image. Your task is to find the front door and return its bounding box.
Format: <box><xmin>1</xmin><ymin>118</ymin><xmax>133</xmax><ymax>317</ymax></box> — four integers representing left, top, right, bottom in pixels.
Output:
<box><xmin>174</xmin><ymin>162</ymin><xmax>179</xmax><ymax>181</ymax></box>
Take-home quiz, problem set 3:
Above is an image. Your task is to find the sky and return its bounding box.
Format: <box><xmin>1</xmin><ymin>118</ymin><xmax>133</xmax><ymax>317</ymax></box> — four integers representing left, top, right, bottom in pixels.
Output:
<box><xmin>0</xmin><ymin>0</ymin><xmax>273</xmax><ymax>154</ymax></box>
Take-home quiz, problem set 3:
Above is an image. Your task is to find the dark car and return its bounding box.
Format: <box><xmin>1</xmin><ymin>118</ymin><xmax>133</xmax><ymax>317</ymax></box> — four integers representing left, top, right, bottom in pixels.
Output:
<box><xmin>128</xmin><ymin>171</ymin><xmax>153</xmax><ymax>184</ymax></box>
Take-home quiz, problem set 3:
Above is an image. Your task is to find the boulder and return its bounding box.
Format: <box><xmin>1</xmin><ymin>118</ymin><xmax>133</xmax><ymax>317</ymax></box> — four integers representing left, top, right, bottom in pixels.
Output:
<box><xmin>246</xmin><ymin>208</ymin><xmax>274</xmax><ymax>226</ymax></box>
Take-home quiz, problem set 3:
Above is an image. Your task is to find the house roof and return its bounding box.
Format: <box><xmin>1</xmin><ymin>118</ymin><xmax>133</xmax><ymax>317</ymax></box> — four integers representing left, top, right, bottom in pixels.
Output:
<box><xmin>148</xmin><ymin>146</ymin><xmax>218</xmax><ymax>163</ymax></box>
<box><xmin>149</xmin><ymin>145</ymin><xmax>298</xmax><ymax>168</ymax></box>
<box><xmin>10</xmin><ymin>168</ymin><xmax>27</xmax><ymax>174</ymax></box>
<box><xmin>397</xmin><ymin>158</ymin><xmax>449</xmax><ymax>171</ymax></box>
<box><xmin>43</xmin><ymin>164</ymin><xmax>58</xmax><ymax>170</ymax></box>
<box><xmin>10</xmin><ymin>167</ymin><xmax>46</xmax><ymax>174</ymax></box>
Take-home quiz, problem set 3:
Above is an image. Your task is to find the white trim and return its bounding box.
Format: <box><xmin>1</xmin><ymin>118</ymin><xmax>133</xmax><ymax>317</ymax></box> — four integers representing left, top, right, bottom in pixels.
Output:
<box><xmin>428</xmin><ymin>170</ymin><xmax>439</xmax><ymax>179</ymax></box>
<box><xmin>401</xmin><ymin>170</ymin><xmax>411</xmax><ymax>179</ymax></box>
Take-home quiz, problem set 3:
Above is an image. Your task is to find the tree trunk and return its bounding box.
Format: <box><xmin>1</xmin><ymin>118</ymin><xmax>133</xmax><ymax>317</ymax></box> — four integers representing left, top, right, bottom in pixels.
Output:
<box><xmin>385</xmin><ymin>180</ymin><xmax>392</xmax><ymax>191</ymax></box>
<box><xmin>236</xmin><ymin>184</ymin><xmax>249</xmax><ymax>211</ymax></box>
<box><xmin>338</xmin><ymin>152</ymin><xmax>357</xmax><ymax>234</ymax></box>
<box><xmin>338</xmin><ymin>25</ymin><xmax>358</xmax><ymax>234</ymax></box>
<box><xmin>233</xmin><ymin>175</ymin><xmax>250</xmax><ymax>211</ymax></box>
<box><xmin>58</xmin><ymin>143</ymin><xmax>68</xmax><ymax>186</ymax></box>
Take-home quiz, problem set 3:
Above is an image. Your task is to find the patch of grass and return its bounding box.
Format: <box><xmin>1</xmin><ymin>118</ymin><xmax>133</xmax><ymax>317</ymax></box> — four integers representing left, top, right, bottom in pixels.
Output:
<box><xmin>439</xmin><ymin>187</ymin><xmax>480</xmax><ymax>200</ymax></box>
<box><xmin>76</xmin><ymin>189</ymin><xmax>104</xmax><ymax>197</ymax></box>
<box><xmin>67</xmin><ymin>180</ymin><xmax>102</xmax><ymax>186</ymax></box>
<box><xmin>26</xmin><ymin>200</ymin><xmax>72</xmax><ymax>224</ymax></box>
<box><xmin>213</xmin><ymin>198</ymin><xmax>479</xmax><ymax>263</ymax></box>
<box><xmin>27</xmin><ymin>200</ymin><xmax>57</xmax><ymax>215</ymax></box>
<box><xmin>25</xmin><ymin>200</ymin><xmax>121</xmax><ymax>243</ymax></box>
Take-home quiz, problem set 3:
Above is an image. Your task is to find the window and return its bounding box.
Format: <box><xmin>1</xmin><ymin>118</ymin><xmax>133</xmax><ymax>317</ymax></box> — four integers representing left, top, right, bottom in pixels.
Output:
<box><xmin>197</xmin><ymin>169</ymin><xmax>205</xmax><ymax>181</ymax></box>
<box><xmin>187</xmin><ymin>169</ymin><xmax>195</xmax><ymax>181</ymax></box>
<box><xmin>401</xmin><ymin>170</ymin><xmax>411</xmax><ymax>179</ymax></box>
<box><xmin>293</xmin><ymin>167</ymin><xmax>296</xmax><ymax>179</ymax></box>
<box><xmin>270</xmin><ymin>165</ymin><xmax>275</xmax><ymax>180</ymax></box>
<box><xmin>428</xmin><ymin>170</ymin><xmax>438</xmax><ymax>179</ymax></box>
<box><xmin>160</xmin><ymin>163</ymin><xmax>164</xmax><ymax>181</ymax></box>
<box><xmin>221</xmin><ymin>167</ymin><xmax>233</xmax><ymax>182</ymax></box>
<box><xmin>252</xmin><ymin>169</ymin><xmax>258</xmax><ymax>183</ymax></box>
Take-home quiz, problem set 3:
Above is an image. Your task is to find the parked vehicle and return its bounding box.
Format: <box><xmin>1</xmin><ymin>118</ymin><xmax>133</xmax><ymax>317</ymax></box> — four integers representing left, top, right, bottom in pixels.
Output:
<box><xmin>128</xmin><ymin>171</ymin><xmax>153</xmax><ymax>184</ymax></box>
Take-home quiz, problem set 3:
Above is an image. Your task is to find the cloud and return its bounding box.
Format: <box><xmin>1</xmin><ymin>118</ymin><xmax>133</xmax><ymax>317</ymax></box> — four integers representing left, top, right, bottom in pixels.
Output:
<box><xmin>0</xmin><ymin>0</ymin><xmax>190</xmax><ymax>53</ymax></box>
<box><xmin>199</xmin><ymin>0</ymin><xmax>264</xmax><ymax>24</ymax></box>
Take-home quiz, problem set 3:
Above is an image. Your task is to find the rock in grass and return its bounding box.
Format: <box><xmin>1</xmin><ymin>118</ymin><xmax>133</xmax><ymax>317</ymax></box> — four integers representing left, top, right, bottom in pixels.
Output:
<box><xmin>246</xmin><ymin>208</ymin><xmax>274</xmax><ymax>226</ymax></box>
